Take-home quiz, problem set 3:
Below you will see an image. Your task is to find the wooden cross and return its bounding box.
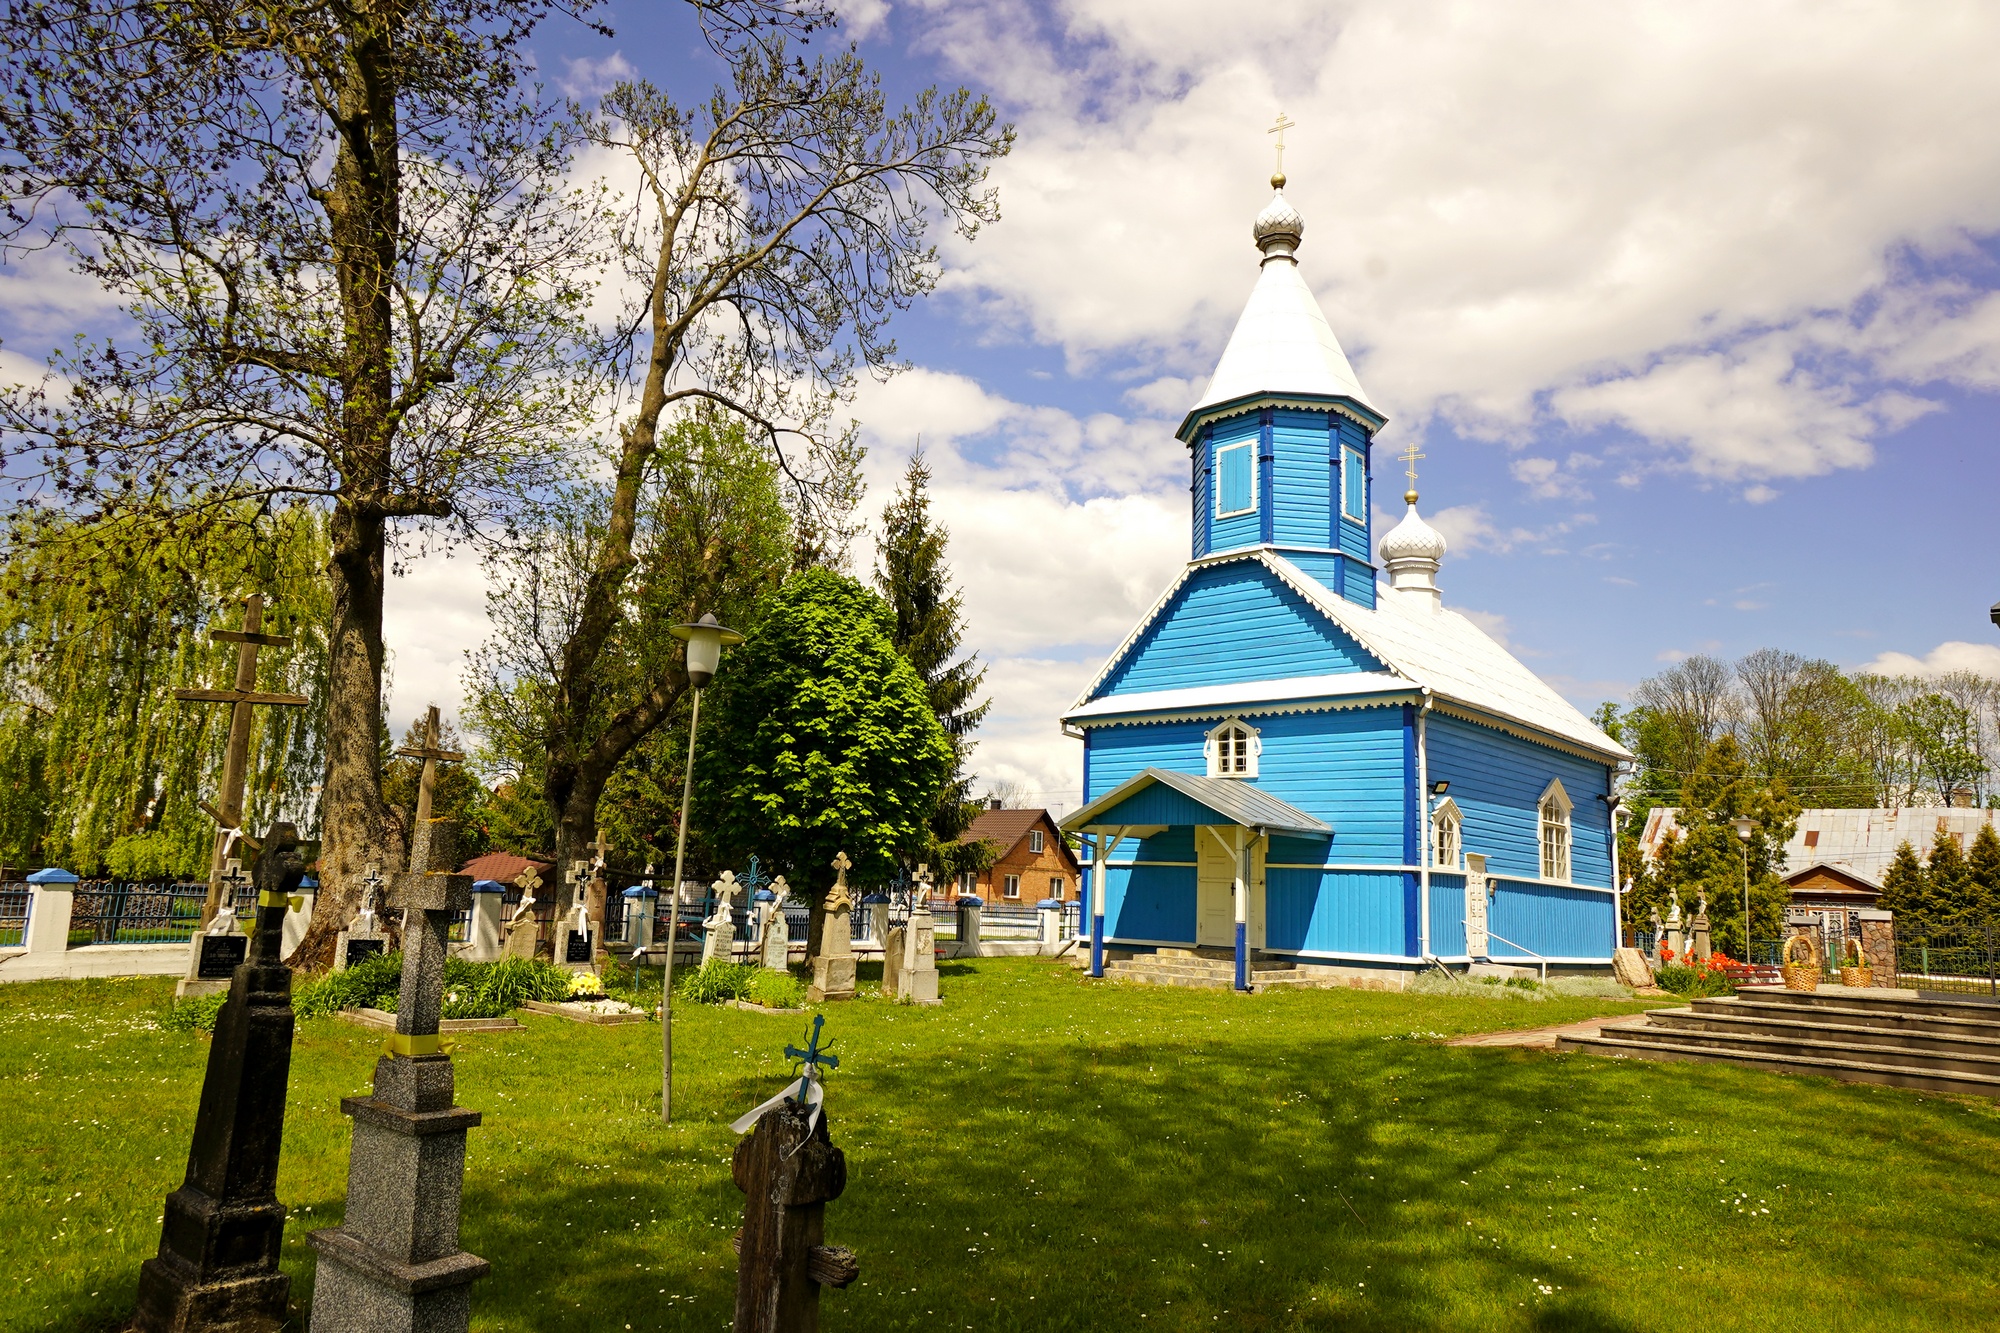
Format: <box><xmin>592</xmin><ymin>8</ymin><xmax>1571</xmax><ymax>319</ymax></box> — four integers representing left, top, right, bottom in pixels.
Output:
<box><xmin>1267</xmin><ymin>111</ymin><xmax>1297</xmax><ymax>178</ymax></box>
<box><xmin>174</xmin><ymin>593</ymin><xmax>310</xmax><ymax>925</ymax></box>
<box><xmin>394</xmin><ymin>704</ymin><xmax>465</xmax><ymax>834</ymax></box>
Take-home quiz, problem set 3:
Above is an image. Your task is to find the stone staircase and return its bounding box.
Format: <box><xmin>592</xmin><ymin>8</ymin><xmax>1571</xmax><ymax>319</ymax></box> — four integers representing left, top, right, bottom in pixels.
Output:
<box><xmin>1099</xmin><ymin>947</ymin><xmax>1328</xmax><ymax>994</ymax></box>
<box><xmin>1558</xmin><ymin>986</ymin><xmax>2000</xmax><ymax>1098</ymax></box>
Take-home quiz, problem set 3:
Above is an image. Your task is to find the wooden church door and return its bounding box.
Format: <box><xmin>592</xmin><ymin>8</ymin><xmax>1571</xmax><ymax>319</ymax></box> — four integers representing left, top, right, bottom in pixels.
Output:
<box><xmin>1197</xmin><ymin>829</ymin><xmax>1266</xmax><ymax>949</ymax></box>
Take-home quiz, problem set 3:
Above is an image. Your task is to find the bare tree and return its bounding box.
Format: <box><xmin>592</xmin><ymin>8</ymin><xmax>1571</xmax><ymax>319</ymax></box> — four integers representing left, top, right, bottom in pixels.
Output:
<box><xmin>529</xmin><ymin>22</ymin><xmax>1013</xmax><ymax>906</ymax></box>
<box><xmin>0</xmin><ymin>0</ymin><xmax>615</xmax><ymax>965</ymax></box>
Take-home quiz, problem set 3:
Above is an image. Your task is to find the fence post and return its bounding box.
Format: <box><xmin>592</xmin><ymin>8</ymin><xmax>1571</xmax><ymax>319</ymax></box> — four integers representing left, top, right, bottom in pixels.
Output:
<box><xmin>23</xmin><ymin>868</ymin><xmax>79</xmax><ymax>955</ymax></box>
<box><xmin>1988</xmin><ymin>921</ymin><xmax>1995</xmax><ymax>999</ymax></box>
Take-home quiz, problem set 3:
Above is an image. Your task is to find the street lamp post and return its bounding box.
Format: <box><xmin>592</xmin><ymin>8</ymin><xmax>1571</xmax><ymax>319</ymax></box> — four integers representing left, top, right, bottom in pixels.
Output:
<box><xmin>660</xmin><ymin>613</ymin><xmax>743</xmax><ymax>1124</ymax></box>
<box><xmin>1731</xmin><ymin>817</ymin><xmax>1755</xmax><ymax>961</ymax></box>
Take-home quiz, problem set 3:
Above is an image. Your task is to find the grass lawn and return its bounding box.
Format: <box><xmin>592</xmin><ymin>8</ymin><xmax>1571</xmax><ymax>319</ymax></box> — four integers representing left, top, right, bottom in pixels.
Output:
<box><xmin>3</xmin><ymin>958</ymin><xmax>1998</xmax><ymax>1332</ymax></box>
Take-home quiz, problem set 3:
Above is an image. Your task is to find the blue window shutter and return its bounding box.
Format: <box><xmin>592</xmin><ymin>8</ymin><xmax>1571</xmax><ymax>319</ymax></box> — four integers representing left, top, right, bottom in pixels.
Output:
<box><xmin>1342</xmin><ymin>445</ymin><xmax>1366</xmax><ymax>522</ymax></box>
<box><xmin>1217</xmin><ymin>442</ymin><xmax>1253</xmax><ymax>515</ymax></box>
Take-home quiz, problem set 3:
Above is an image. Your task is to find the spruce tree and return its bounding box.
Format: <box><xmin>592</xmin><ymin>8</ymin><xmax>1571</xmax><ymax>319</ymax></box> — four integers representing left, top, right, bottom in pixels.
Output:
<box><xmin>1925</xmin><ymin>829</ymin><xmax>1974</xmax><ymax>928</ymax></box>
<box><xmin>1878</xmin><ymin>840</ymin><xmax>1928</xmax><ymax>918</ymax></box>
<box><xmin>1968</xmin><ymin>823</ymin><xmax>2000</xmax><ymax>927</ymax></box>
<box><xmin>874</xmin><ymin>450</ymin><xmax>991</xmax><ymax>878</ymax></box>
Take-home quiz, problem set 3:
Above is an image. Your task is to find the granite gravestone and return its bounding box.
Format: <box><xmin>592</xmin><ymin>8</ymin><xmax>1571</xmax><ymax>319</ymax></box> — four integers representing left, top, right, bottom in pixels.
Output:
<box><xmin>307</xmin><ymin>818</ymin><xmax>487</xmax><ymax>1333</ymax></box>
<box><xmin>334</xmin><ymin>865</ymin><xmax>386</xmax><ymax>972</ymax></box>
<box><xmin>1691</xmin><ymin>892</ymin><xmax>1713</xmax><ymax>962</ymax></box>
<box><xmin>808</xmin><ymin>853</ymin><xmax>858</xmax><ymax>1003</ymax></box>
<box><xmin>134</xmin><ymin>825</ymin><xmax>307</xmax><ymax>1332</ymax></box>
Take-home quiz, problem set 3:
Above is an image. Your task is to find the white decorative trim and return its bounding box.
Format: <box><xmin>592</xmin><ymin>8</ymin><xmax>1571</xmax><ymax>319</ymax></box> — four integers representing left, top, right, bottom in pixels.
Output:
<box><xmin>1429</xmin><ymin>701</ymin><xmax>1624</xmax><ymax>764</ymax></box>
<box><xmin>1431</xmin><ymin>796</ymin><xmax>1463</xmax><ymax>871</ymax></box>
<box><xmin>1103</xmin><ymin>861</ymin><xmax>1199</xmax><ymax>869</ymax></box>
<box><xmin>1339</xmin><ymin>444</ymin><xmax>1367</xmax><ymax>523</ymax></box>
<box><xmin>1179</xmin><ymin>394</ymin><xmax>1384</xmax><ymax>443</ymax></box>
<box><xmin>1069</xmin><ymin>692</ymin><xmax>1417</xmax><ymax>731</ymax></box>
<box><xmin>1539</xmin><ymin>778</ymin><xmax>1573</xmax><ymax>884</ymax></box>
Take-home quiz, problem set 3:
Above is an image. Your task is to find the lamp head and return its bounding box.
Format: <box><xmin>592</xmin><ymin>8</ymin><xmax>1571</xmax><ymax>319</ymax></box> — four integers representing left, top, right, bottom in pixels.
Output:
<box><xmin>1431</xmin><ymin>780</ymin><xmax>1450</xmax><ymax>796</ymax></box>
<box><xmin>1731</xmin><ymin>817</ymin><xmax>1755</xmax><ymax>841</ymax></box>
<box><xmin>669</xmin><ymin>612</ymin><xmax>745</xmax><ymax>689</ymax></box>
<box><xmin>1991</xmin><ymin>600</ymin><xmax>2000</xmax><ymax>630</ymax></box>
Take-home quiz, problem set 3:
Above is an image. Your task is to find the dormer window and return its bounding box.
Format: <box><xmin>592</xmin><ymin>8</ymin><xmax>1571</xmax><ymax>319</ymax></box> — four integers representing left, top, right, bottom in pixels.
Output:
<box><xmin>1205</xmin><ymin>718</ymin><xmax>1261</xmax><ymax>779</ymax></box>
<box><xmin>1216</xmin><ymin>440</ymin><xmax>1256</xmax><ymax>518</ymax></box>
<box><xmin>1539</xmin><ymin>779</ymin><xmax>1572</xmax><ymax>882</ymax></box>
<box><xmin>1432</xmin><ymin>797</ymin><xmax>1462</xmax><ymax>870</ymax></box>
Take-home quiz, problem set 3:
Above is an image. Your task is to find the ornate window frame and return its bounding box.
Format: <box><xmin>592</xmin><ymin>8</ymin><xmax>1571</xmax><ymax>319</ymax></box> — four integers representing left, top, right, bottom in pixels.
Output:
<box><xmin>1431</xmin><ymin>796</ymin><xmax>1463</xmax><ymax>870</ymax></box>
<box><xmin>1216</xmin><ymin>439</ymin><xmax>1257</xmax><ymax>518</ymax></box>
<box><xmin>1205</xmin><ymin>717</ymin><xmax>1262</xmax><ymax>779</ymax></box>
<box><xmin>1539</xmin><ymin>779</ymin><xmax>1573</xmax><ymax>882</ymax></box>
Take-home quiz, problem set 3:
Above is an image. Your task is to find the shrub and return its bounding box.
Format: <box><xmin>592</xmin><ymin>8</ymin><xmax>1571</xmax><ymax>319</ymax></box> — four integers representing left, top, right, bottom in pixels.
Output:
<box><xmin>746</xmin><ymin>969</ymin><xmax>807</xmax><ymax>1009</ymax></box>
<box><xmin>161</xmin><ymin>992</ymin><xmax>228</xmax><ymax>1032</ymax></box>
<box><xmin>678</xmin><ymin>959</ymin><xmax>756</xmax><ymax>1004</ymax></box>
<box><xmin>292</xmin><ymin>952</ymin><xmax>405</xmax><ymax>1019</ymax></box>
<box><xmin>292</xmin><ymin>953</ymin><xmax>572</xmax><ymax>1020</ymax></box>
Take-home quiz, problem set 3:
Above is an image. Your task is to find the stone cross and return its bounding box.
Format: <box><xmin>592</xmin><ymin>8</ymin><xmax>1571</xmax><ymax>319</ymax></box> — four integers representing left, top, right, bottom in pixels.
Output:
<box><xmin>135</xmin><ymin>824</ymin><xmax>307</xmax><ymax>1331</ymax></box>
<box><xmin>503</xmin><ymin>868</ymin><xmax>542</xmax><ymax>960</ymax></box>
<box><xmin>308</xmin><ymin>818</ymin><xmax>486</xmax><ymax>1332</ymax></box>
<box><xmin>172</xmin><ymin>593</ymin><xmax>310</xmax><ymax>927</ymax></box>
<box><xmin>809</xmin><ymin>851</ymin><xmax>858</xmax><ymax>1003</ymax></box>
<box><xmin>891</xmin><ymin>865</ymin><xmax>941</xmax><ymax>1005</ymax></box>
<box><xmin>703</xmin><ymin>871</ymin><xmax>744</xmax><ymax>965</ymax></box>
<box><xmin>761</xmin><ymin>877</ymin><xmax>792</xmax><ymax>971</ymax></box>
<box><xmin>590</xmin><ymin>827</ymin><xmax>612</xmax><ymax>867</ymax></box>
<box><xmin>393</xmin><ymin>704</ymin><xmax>464</xmax><ymax>833</ymax></box>
<box><xmin>208</xmin><ymin>857</ymin><xmax>248</xmax><ymax>935</ymax></box>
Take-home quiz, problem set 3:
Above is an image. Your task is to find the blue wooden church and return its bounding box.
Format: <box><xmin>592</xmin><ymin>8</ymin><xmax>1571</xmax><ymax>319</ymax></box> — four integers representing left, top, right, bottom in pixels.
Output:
<box><xmin>1058</xmin><ymin>175</ymin><xmax>1632</xmax><ymax>990</ymax></box>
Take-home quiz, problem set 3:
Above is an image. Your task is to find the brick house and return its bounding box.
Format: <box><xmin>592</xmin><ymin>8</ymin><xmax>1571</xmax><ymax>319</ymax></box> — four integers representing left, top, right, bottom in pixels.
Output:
<box><xmin>956</xmin><ymin>805</ymin><xmax>1081</xmax><ymax>904</ymax></box>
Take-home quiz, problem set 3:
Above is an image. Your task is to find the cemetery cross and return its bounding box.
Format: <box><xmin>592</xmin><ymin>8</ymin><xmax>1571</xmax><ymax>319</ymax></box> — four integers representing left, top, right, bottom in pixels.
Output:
<box><xmin>172</xmin><ymin>593</ymin><xmax>310</xmax><ymax>927</ymax></box>
<box><xmin>134</xmin><ymin>823</ymin><xmax>308</xmax><ymax>1332</ymax></box>
<box><xmin>393</xmin><ymin>703</ymin><xmax>464</xmax><ymax>833</ymax></box>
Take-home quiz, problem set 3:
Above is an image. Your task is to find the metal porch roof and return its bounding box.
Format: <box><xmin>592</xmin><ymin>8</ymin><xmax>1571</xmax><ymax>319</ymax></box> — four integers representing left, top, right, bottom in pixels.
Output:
<box><xmin>1058</xmin><ymin>767</ymin><xmax>1331</xmax><ymax>838</ymax></box>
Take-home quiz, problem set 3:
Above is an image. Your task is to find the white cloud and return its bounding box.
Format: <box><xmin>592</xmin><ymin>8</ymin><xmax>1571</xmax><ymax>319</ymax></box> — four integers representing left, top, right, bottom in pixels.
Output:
<box><xmin>559</xmin><ymin>53</ymin><xmax>636</xmax><ymax>99</ymax></box>
<box><xmin>381</xmin><ymin>551</ymin><xmax>493</xmax><ymax>736</ymax></box>
<box><xmin>1862</xmin><ymin>641</ymin><xmax>2000</xmax><ymax>680</ymax></box>
<box><xmin>831</xmin><ymin>0</ymin><xmax>894</xmax><ymax>41</ymax></box>
<box><xmin>909</xmin><ymin>0</ymin><xmax>2000</xmax><ymax>484</ymax></box>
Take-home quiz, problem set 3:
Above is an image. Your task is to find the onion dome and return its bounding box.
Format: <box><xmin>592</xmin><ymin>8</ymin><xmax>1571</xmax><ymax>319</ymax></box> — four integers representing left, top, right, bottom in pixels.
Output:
<box><xmin>1380</xmin><ymin>501</ymin><xmax>1447</xmax><ymax>607</ymax></box>
<box><xmin>1253</xmin><ymin>184</ymin><xmax>1304</xmax><ymax>263</ymax></box>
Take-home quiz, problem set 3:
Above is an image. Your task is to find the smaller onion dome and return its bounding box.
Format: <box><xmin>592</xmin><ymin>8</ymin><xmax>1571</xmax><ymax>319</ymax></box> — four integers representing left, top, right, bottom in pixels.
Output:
<box><xmin>1253</xmin><ymin>185</ymin><xmax>1304</xmax><ymax>263</ymax></box>
<box><xmin>1380</xmin><ymin>502</ymin><xmax>1447</xmax><ymax>607</ymax></box>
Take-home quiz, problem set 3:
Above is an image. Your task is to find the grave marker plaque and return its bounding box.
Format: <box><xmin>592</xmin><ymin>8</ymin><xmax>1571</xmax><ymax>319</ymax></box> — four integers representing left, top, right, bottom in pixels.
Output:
<box><xmin>566</xmin><ymin>930</ymin><xmax>593</xmax><ymax>964</ymax></box>
<box><xmin>196</xmin><ymin>933</ymin><xmax>248</xmax><ymax>979</ymax></box>
<box><xmin>342</xmin><ymin>937</ymin><xmax>384</xmax><ymax>969</ymax></box>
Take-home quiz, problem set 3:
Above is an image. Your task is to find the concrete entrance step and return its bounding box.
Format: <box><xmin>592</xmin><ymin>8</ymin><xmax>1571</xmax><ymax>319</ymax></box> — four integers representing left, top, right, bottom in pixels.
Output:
<box><xmin>1604</xmin><ymin>1014</ymin><xmax>2000</xmax><ymax>1078</ymax></box>
<box><xmin>1730</xmin><ymin>986</ymin><xmax>2000</xmax><ymax>1025</ymax></box>
<box><xmin>1658</xmin><ymin>1007</ymin><xmax>2000</xmax><ymax>1059</ymax></box>
<box><xmin>1558</xmin><ymin>1027</ymin><xmax>2000</xmax><ymax>1099</ymax></box>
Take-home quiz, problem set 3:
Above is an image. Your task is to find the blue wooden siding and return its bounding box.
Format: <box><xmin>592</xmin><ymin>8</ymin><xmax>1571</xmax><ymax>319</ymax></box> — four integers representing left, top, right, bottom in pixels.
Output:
<box><xmin>1105</xmin><ymin>863</ymin><xmax>1196</xmax><ymax>942</ymax></box>
<box><xmin>1258</xmin><ymin>412</ymin><xmax>1276</xmax><ymax>545</ymax></box>
<box><xmin>1488</xmin><ymin>879</ymin><xmax>1615</xmax><ymax>960</ymax></box>
<box><xmin>1084</xmin><ymin>708</ymin><xmax>1408</xmax><ymax>860</ymax></box>
<box><xmin>1207</xmin><ymin>416</ymin><xmax>1262</xmax><ymax>552</ymax></box>
<box><xmin>1425</xmin><ymin>713</ymin><xmax>1615</xmax><ymax>886</ymax></box>
<box><xmin>1271</xmin><ymin>409</ymin><xmax>1331</xmax><ymax>547</ymax></box>
<box><xmin>1428</xmin><ymin>870</ymin><xmax>1468</xmax><ymax>956</ymax></box>
<box><xmin>1096</xmin><ymin>563</ymin><xmax>1382</xmax><ymax>698</ymax></box>
<box><xmin>1264</xmin><ymin>869</ymin><xmax>1411</xmax><ymax>957</ymax></box>
<box><xmin>1279</xmin><ymin>548</ymin><xmax>1381</xmax><ymax>612</ymax></box>
<box><xmin>1191</xmin><ymin>428</ymin><xmax>1210</xmax><ymax>560</ymax></box>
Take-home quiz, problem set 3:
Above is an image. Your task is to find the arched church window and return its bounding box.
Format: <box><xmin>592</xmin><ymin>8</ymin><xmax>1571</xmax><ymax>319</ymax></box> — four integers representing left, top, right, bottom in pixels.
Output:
<box><xmin>1205</xmin><ymin>718</ymin><xmax>1261</xmax><ymax>779</ymax></box>
<box><xmin>1539</xmin><ymin>780</ymin><xmax>1572</xmax><ymax>881</ymax></box>
<box><xmin>1432</xmin><ymin>798</ymin><xmax>1462</xmax><ymax>870</ymax></box>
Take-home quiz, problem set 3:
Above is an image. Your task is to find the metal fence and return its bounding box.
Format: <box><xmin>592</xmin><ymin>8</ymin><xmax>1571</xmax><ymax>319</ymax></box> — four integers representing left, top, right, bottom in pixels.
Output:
<box><xmin>0</xmin><ymin>882</ymin><xmax>28</xmax><ymax>947</ymax></box>
<box><xmin>69</xmin><ymin>880</ymin><xmax>210</xmax><ymax>944</ymax></box>
<box><xmin>1896</xmin><ymin>922</ymin><xmax>2000</xmax><ymax>998</ymax></box>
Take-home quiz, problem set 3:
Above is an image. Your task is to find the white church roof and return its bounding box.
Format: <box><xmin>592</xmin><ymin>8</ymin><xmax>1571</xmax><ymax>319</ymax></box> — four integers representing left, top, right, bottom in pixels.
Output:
<box><xmin>1066</xmin><ymin>549</ymin><xmax>1631</xmax><ymax>763</ymax></box>
<box><xmin>1181</xmin><ymin>188</ymin><xmax>1378</xmax><ymax>436</ymax></box>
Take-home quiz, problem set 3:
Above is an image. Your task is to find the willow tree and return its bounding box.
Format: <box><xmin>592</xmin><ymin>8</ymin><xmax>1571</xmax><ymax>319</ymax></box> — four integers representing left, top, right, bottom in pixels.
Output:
<box><xmin>0</xmin><ymin>509</ymin><xmax>330</xmax><ymax>875</ymax></box>
<box><xmin>0</xmin><ymin>0</ymin><xmax>616</xmax><ymax>964</ymax></box>
<box><xmin>531</xmin><ymin>25</ymin><xmax>1012</xmax><ymax>900</ymax></box>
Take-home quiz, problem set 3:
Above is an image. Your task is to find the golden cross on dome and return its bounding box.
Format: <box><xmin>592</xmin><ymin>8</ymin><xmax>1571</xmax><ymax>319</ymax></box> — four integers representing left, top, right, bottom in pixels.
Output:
<box><xmin>1267</xmin><ymin>112</ymin><xmax>1296</xmax><ymax>184</ymax></box>
<box><xmin>1399</xmin><ymin>442</ymin><xmax>1426</xmax><ymax>504</ymax></box>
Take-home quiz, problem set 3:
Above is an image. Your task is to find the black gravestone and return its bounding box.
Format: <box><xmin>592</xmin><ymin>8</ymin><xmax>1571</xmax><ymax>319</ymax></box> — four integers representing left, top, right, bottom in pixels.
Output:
<box><xmin>196</xmin><ymin>933</ymin><xmax>249</xmax><ymax>979</ymax></box>
<box><xmin>565</xmin><ymin>930</ymin><xmax>593</xmax><ymax>964</ymax></box>
<box><xmin>343</xmin><ymin>937</ymin><xmax>384</xmax><ymax>968</ymax></box>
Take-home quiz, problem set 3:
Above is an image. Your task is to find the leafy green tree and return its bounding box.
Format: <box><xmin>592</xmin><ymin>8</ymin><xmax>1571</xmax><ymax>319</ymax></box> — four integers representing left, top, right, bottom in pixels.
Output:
<box><xmin>1877</xmin><ymin>840</ymin><xmax>1929</xmax><ymax>919</ymax></box>
<box><xmin>693</xmin><ymin>568</ymin><xmax>953</xmax><ymax>944</ymax></box>
<box><xmin>1649</xmin><ymin>735</ymin><xmax>1798</xmax><ymax>956</ymax></box>
<box><xmin>1</xmin><ymin>0</ymin><xmax>611</xmax><ymax>968</ymax></box>
<box><xmin>0</xmin><ymin>508</ymin><xmax>329</xmax><ymax>876</ymax></box>
<box><xmin>536</xmin><ymin>21</ymin><xmax>1010</xmax><ymax>899</ymax></box>
<box><xmin>1899</xmin><ymin>694</ymin><xmax>1985</xmax><ymax>806</ymax></box>
<box><xmin>874</xmin><ymin>449</ymin><xmax>990</xmax><ymax>881</ymax></box>
<box><xmin>1967</xmin><ymin>823</ymin><xmax>2000</xmax><ymax>925</ymax></box>
<box><xmin>1925</xmin><ymin>829</ymin><xmax>1975</xmax><ymax>928</ymax></box>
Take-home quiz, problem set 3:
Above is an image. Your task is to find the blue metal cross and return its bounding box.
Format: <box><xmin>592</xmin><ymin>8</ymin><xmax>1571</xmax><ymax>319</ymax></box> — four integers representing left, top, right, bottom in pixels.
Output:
<box><xmin>784</xmin><ymin>1015</ymin><xmax>839</xmax><ymax>1103</ymax></box>
<box><xmin>738</xmin><ymin>855</ymin><xmax>771</xmax><ymax>898</ymax></box>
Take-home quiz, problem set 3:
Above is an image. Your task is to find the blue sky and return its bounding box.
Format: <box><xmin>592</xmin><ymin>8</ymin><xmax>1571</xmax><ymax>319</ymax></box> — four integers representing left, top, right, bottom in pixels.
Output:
<box><xmin>7</xmin><ymin>0</ymin><xmax>1999</xmax><ymax>809</ymax></box>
